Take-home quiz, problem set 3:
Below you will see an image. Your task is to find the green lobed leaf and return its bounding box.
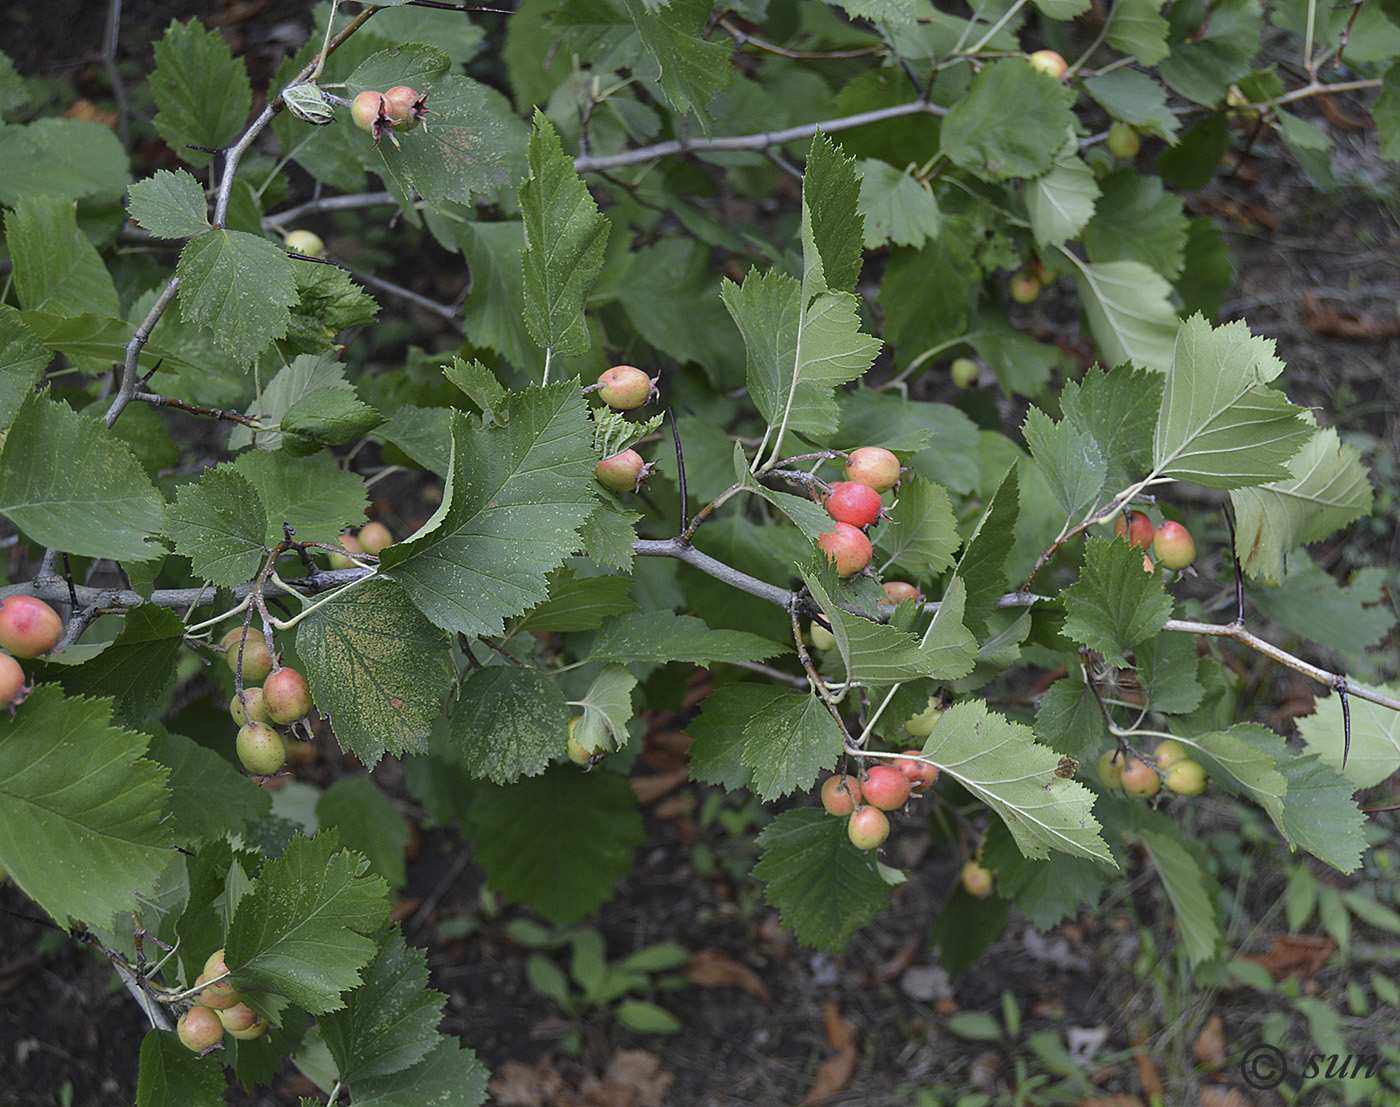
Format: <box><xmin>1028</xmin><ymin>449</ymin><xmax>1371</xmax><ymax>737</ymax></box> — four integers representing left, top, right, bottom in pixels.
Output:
<box><xmin>878</xmin><ymin>221</ymin><xmax>978</xmax><ymax>371</ymax></box>
<box><xmin>296</xmin><ymin>576</ymin><xmax>456</xmax><ymax>768</ymax></box>
<box><xmin>282</xmin><ymin>264</ymin><xmax>379</xmax><ymax>355</ymax></box>
<box><xmin>0</xmin><ymin>307</ymin><xmax>48</xmax><ymax>426</ymax></box>
<box><xmin>803</xmin><ymin>132</ymin><xmax>865</xmax><ymax>294</ymax></box>
<box><xmin>579</xmin><ymin>500</ymin><xmax>642</xmax><ymax>570</ymax></box>
<box><xmin>1033</xmin><ymin>675</ymin><xmax>1110</xmax><ymax>761</ymax></box>
<box><xmin>350</xmin><ymin>1037</ymin><xmax>489</xmax><ymax>1107</ymax></box>
<box><xmin>520</xmin><ymin>111</ymin><xmax>610</xmax><ymax>358</ymax></box>
<box><xmin>616</xmin><ymin>238</ymin><xmax>748</xmax><ymax>370</ymax></box>
<box><xmin>591</xmin><ymin>610</ymin><xmax>782</xmax><ymax>664</ymax></box>
<box><xmin>458</xmin><ymin>222</ymin><xmax>537</xmax><ymax>371</ymax></box>
<box><xmin>964</xmin><ymin>305</ymin><xmax>1063</xmax><ymax>398</ymax></box>
<box><xmin>146</xmin><ymin>727</ymin><xmax>271</xmax><ymax>847</ymax></box>
<box><xmin>1276</xmin><ymin>111</ymin><xmax>1335</xmax><ymax>190</ymax></box>
<box><xmin>1058</xmin><ymin>365</ymin><xmax>1163</xmax><ymax>492</ymax></box>
<box><xmin>45</xmin><ymin>606</ymin><xmax>186</xmax><ymax>729</ymax></box>
<box><xmin>953</xmin><ymin>463</ymin><xmax>1018</xmax><ymax>638</ymax></box>
<box><xmin>1103</xmin><ymin>0</ymin><xmax>1171</xmax><ymax>65</ymax></box>
<box><xmin>804</xmin><ymin>568</ymin><xmax>942</xmax><ymax>688</ymax></box>
<box><xmin>939</xmin><ymin>58</ymin><xmax>1078</xmax><ymax>182</ymax></box>
<box><xmin>165</xmin><ymin>466</ymin><xmax>269</xmax><ymax>587</ymax></box>
<box><xmin>444</xmin><ymin>357</ymin><xmax>508</xmax><ymax>414</ymax></box>
<box><xmin>1176</xmin><ymin>216</ymin><xmax>1233</xmax><ymax>320</ymax></box>
<box><xmin>466</xmin><ymin>767</ymin><xmax>644</xmax><ymax>925</ymax></box>
<box><xmin>922</xmin><ymin>700</ymin><xmax>1113</xmax><ymax>862</ymax></box>
<box><xmin>317</xmin><ymin>778</ymin><xmax>411</xmax><ymax>890</ymax></box>
<box><xmin>1153</xmin><ymin>316</ymin><xmax>1314</xmax><ymax>489</ymax></box>
<box><xmin>1133</xmin><ymin>632</ymin><xmax>1205</xmax><ymax>714</ymax></box>
<box><xmin>1027</xmin><ymin>135</ymin><xmax>1100</xmax><ymax>249</ymax></box>
<box><xmin>136</xmin><ymin>1029</ymin><xmax>226</xmax><ymax>1107</ymax></box>
<box><xmin>1082</xmin><ymin>170</ymin><xmax>1189</xmax><ymax>281</ymax></box>
<box><xmin>752</xmin><ymin>809</ymin><xmax>893</xmax><ymax>952</ymax></box>
<box><xmin>233</xmin><ymin>449</ymin><xmax>368</xmax><ymax>548</ymax></box>
<box><xmin>1229</xmin><ymin>426</ymin><xmax>1373</xmax><ymax>581</ymax></box>
<box><xmin>1377</xmin><ymin>63</ymin><xmax>1400</xmax><ymax>162</ymax></box>
<box><xmin>149</xmin><ymin>19</ymin><xmax>252</xmax><ymax>167</ymax></box>
<box><xmin>569</xmin><ymin>663</ymin><xmax>637</xmax><ymax>755</ymax></box>
<box><xmin>0</xmin><ymin>118</ymin><xmax>130</xmax><ymax>207</ymax></box>
<box><xmin>447</xmin><ymin>665</ymin><xmax>571</xmax><ymax>784</ymax></box>
<box><xmin>1274</xmin><ymin>755</ymin><xmax>1366</xmax><ymax>872</ymax></box>
<box><xmin>857</xmin><ymin>159</ymin><xmax>941</xmax><ymax>250</ymax></box>
<box><xmin>1159</xmin><ymin>0</ymin><xmax>1262</xmax><ymax>106</ymax></box>
<box><xmin>1083</xmin><ymin>69</ymin><xmax>1180</xmax><ymax>144</ymax></box>
<box><xmin>876</xmin><ymin>475</ymin><xmax>961</xmax><ymax>577</ymax></box>
<box><xmin>319</xmin><ymin>929</ymin><xmax>446</xmax><ymax>1085</ymax></box>
<box><xmin>0</xmin><ymin>687</ymin><xmax>172</xmax><ymax>929</ymax></box>
<box><xmin>1138</xmin><ymin>826</ymin><xmax>1223</xmax><ymax>966</ymax></box>
<box><xmin>281</xmin><ymin>387</ymin><xmax>383</xmax><ymax>447</ymax></box>
<box><xmin>380</xmin><ymin>386</ymin><xmax>598</xmax><ymax>638</ymax></box>
<box><xmin>739</xmin><ymin>683</ymin><xmax>846</xmax><ymax>800</ymax></box>
<box><xmin>686</xmin><ymin>683</ymin><xmax>771</xmax><ymax>790</ymax></box>
<box><xmin>513</xmin><ymin>569</ymin><xmax>634</xmax><ymax>633</ymax></box>
<box><xmin>126</xmin><ymin>169</ymin><xmax>210</xmax><ymax>239</ymax></box>
<box><xmin>231</xmin><ymin>353</ymin><xmax>350</xmax><ymax>451</ymax></box>
<box><xmin>1073</xmin><ymin>259</ymin><xmax>1180</xmax><ymax>371</ymax></box>
<box><xmin>176</xmin><ymin>229</ymin><xmax>298</xmax><ymax>363</ymax></box>
<box><xmin>226</xmin><ymin>829</ymin><xmax>390</xmax><ymax>1014</ymax></box>
<box><xmin>18</xmin><ymin>309</ymin><xmax>185</xmax><ymax>375</ymax></box>
<box><xmin>920</xmin><ymin>576</ymin><xmax>980</xmax><ymax>681</ymax></box>
<box><xmin>1022</xmin><ymin>407</ymin><xmax>1106</xmax><ymax>521</ymax></box>
<box><xmin>5</xmin><ymin>193</ymin><xmax>120</xmax><ymax>319</ymax></box>
<box><xmin>982</xmin><ymin>820</ymin><xmax>1110</xmax><ymax>930</ymax></box>
<box><xmin>1061</xmin><ymin>537</ymin><xmax>1173</xmax><ymax>660</ymax></box>
<box><xmin>1247</xmin><ymin>558</ymin><xmax>1393</xmax><ymax>658</ymax></box>
<box><xmin>832</xmin><ymin>0</ymin><xmax>917</xmax><ymax>20</ymax></box>
<box><xmin>623</xmin><ymin>0</ymin><xmax>733</xmax><ymax>121</ymax></box>
<box><xmin>0</xmin><ymin>391</ymin><xmax>166</xmax><ymax>561</ymax></box>
<box><xmin>1299</xmin><ymin>681</ymin><xmax>1400</xmax><ymax>790</ymax></box>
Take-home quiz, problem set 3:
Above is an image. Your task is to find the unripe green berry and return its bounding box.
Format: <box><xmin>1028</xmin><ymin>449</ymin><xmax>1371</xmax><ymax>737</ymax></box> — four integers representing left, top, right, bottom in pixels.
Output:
<box><xmin>236</xmin><ymin>722</ymin><xmax>286</xmax><ymax>775</ymax></box>
<box><xmin>220</xmin><ymin>628</ymin><xmax>274</xmax><ymax>685</ymax></box>
<box><xmin>230</xmin><ymin>687</ymin><xmax>270</xmax><ymax>726</ymax></box>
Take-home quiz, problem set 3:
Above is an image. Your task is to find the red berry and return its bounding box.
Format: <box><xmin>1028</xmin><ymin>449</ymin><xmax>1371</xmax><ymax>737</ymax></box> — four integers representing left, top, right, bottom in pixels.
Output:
<box><xmin>350</xmin><ymin>90</ymin><xmax>388</xmax><ymax>138</ymax></box>
<box><xmin>382</xmin><ymin>85</ymin><xmax>429</xmax><ymax>132</ymax></box>
<box><xmin>177</xmin><ymin>1004</ymin><xmax>224</xmax><ymax>1052</ymax></box>
<box><xmin>843</xmin><ymin>447</ymin><xmax>900</xmax><ymax>493</ymax></box>
<box><xmin>263</xmin><ymin>667</ymin><xmax>313</xmax><ymax>725</ymax></box>
<box><xmin>595</xmin><ymin>449</ymin><xmax>648</xmax><ymax>493</ymax></box>
<box><xmin>881</xmin><ymin>581</ymin><xmax>922</xmax><ymax>605</ymax></box>
<box><xmin>0</xmin><ymin>653</ymin><xmax>25</xmax><ymax>707</ymax></box>
<box><xmin>1120</xmin><ymin>757</ymin><xmax>1160</xmax><ymax>798</ymax></box>
<box><xmin>820</xmin><ymin>774</ymin><xmax>863</xmax><ymax>816</ymax></box>
<box><xmin>1114</xmin><ymin>509</ymin><xmax>1155</xmax><ymax>549</ymax></box>
<box><xmin>861</xmin><ymin>764</ymin><xmax>912</xmax><ymax>810</ymax></box>
<box><xmin>596</xmin><ymin>366</ymin><xmax>655</xmax><ymax>410</ymax></box>
<box><xmin>816</xmin><ymin>522</ymin><xmax>872</xmax><ymax>576</ymax></box>
<box><xmin>825</xmin><ymin>481</ymin><xmax>883</xmax><ymax>529</ymax></box>
<box><xmin>847</xmin><ymin>805</ymin><xmax>890</xmax><ymax>851</ymax></box>
<box><xmin>896</xmin><ymin>751</ymin><xmax>939</xmax><ymax>792</ymax></box>
<box><xmin>1153</xmin><ymin>521</ymin><xmax>1196</xmax><ymax>570</ymax></box>
<box><xmin>0</xmin><ymin>596</ymin><xmax>63</xmax><ymax>658</ymax></box>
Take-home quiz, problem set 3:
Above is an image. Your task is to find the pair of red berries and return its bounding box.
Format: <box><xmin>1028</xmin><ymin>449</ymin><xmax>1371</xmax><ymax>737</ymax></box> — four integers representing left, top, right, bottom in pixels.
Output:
<box><xmin>0</xmin><ymin>595</ymin><xmax>64</xmax><ymax>708</ymax></box>
<box><xmin>822</xmin><ymin>753</ymin><xmax>939</xmax><ymax>850</ymax></box>
<box><xmin>592</xmin><ymin>366</ymin><xmax>660</xmax><ymax>494</ymax></box>
<box><xmin>816</xmin><ymin>447</ymin><xmax>901</xmax><ymax>576</ymax></box>
<box><xmin>349</xmin><ymin>86</ymin><xmax>430</xmax><ymax>144</ymax></box>
<box><xmin>1115</xmin><ymin>509</ymin><xmax>1197</xmax><ymax>571</ymax></box>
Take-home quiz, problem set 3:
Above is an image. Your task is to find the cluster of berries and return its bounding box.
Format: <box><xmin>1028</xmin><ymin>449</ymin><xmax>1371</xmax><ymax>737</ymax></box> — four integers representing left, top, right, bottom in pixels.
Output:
<box><xmin>222</xmin><ymin>626</ymin><xmax>315</xmax><ymax>776</ymax></box>
<box><xmin>1099</xmin><ymin>739</ymin><xmax>1208</xmax><ymax>799</ymax></box>
<box><xmin>1115</xmin><ymin>508</ymin><xmax>1197</xmax><ymax>572</ymax></box>
<box><xmin>0</xmin><ymin>595</ymin><xmax>62</xmax><ymax>708</ymax></box>
<box><xmin>589</xmin><ymin>366</ymin><xmax>660</xmax><ymax>494</ymax></box>
<box><xmin>349</xmin><ymin>85</ymin><xmax>430</xmax><ymax>145</ymax></box>
<box><xmin>821</xmin><ymin>755</ymin><xmax>938</xmax><ymax>851</ymax></box>
<box><xmin>176</xmin><ymin>947</ymin><xmax>268</xmax><ymax>1052</ymax></box>
<box><xmin>816</xmin><ymin>447</ymin><xmax>902</xmax><ymax>576</ymax></box>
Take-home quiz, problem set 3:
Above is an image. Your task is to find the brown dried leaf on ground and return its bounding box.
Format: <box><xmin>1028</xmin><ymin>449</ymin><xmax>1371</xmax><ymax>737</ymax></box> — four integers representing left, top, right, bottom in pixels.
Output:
<box><xmin>1200</xmin><ymin>1085</ymin><xmax>1255</xmax><ymax>1107</ymax></box>
<box><xmin>1242</xmin><ymin>934</ymin><xmax>1336</xmax><ymax>980</ymax></box>
<box><xmin>801</xmin><ymin>1002</ymin><xmax>858</xmax><ymax>1104</ymax></box>
<box><xmin>686</xmin><ymin>948</ymin><xmax>772</xmax><ymax>1002</ymax></box>
<box><xmin>1130</xmin><ymin>1020</ymin><xmax>1165</xmax><ymax>1097</ymax></box>
<box><xmin>489</xmin><ymin>1056</ymin><xmax>565</xmax><ymax>1107</ymax></box>
<box><xmin>630</xmin><ymin>766</ymin><xmax>690</xmax><ymax>805</ymax></box>
<box><xmin>1195</xmin><ymin>1012</ymin><xmax>1227</xmax><ymax>1069</ymax></box>
<box><xmin>1303</xmin><ymin>290</ymin><xmax>1400</xmax><ymax>339</ymax></box>
<box><xmin>599</xmin><ymin>1049</ymin><xmax>674</xmax><ymax>1106</ymax></box>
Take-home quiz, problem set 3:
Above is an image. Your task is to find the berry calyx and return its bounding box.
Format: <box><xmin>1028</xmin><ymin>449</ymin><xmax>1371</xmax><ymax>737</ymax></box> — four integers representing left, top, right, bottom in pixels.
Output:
<box><xmin>0</xmin><ymin>596</ymin><xmax>63</xmax><ymax>658</ymax></box>
<box><xmin>236</xmin><ymin>722</ymin><xmax>286</xmax><ymax>776</ymax></box>
<box><xmin>881</xmin><ymin>581</ymin><xmax>923</xmax><ymax>606</ymax></box>
<box><xmin>1098</xmin><ymin>748</ymin><xmax>1125</xmax><ymax>787</ymax></box>
<box><xmin>1106</xmin><ymin>120</ymin><xmax>1141</xmax><ymax>159</ymax></box>
<box><xmin>0</xmin><ymin>652</ymin><xmax>26</xmax><ymax>708</ymax></box>
<box><xmin>177</xmin><ymin>1005</ymin><xmax>224</xmax><ymax>1052</ymax></box>
<box><xmin>350</xmin><ymin>90</ymin><xmax>389</xmax><ymax>139</ymax></box>
<box><xmin>816</xmin><ymin>521</ymin><xmax>873</xmax><ymax>576</ymax></box>
<box><xmin>1009</xmin><ymin>270</ymin><xmax>1041</xmax><ymax>304</ymax></box>
<box><xmin>861</xmin><ymin>764</ymin><xmax>912</xmax><ymax>811</ymax></box>
<box><xmin>382</xmin><ymin>85</ymin><xmax>430</xmax><ymax>132</ymax></box>
<box><xmin>284</xmin><ymin>229</ymin><xmax>325</xmax><ymax>258</ymax></box>
<box><xmin>1120</xmin><ymin>757</ymin><xmax>1160</xmax><ymax>798</ymax></box>
<box><xmin>1027</xmin><ymin>49</ymin><xmax>1068</xmax><ymax>79</ymax></box>
<box><xmin>220</xmin><ymin>628</ymin><xmax>274</xmax><ymax>684</ymax></box>
<box><xmin>1165</xmin><ymin>758</ymin><xmax>1207</xmax><ymax>796</ymax></box>
<box><xmin>596</xmin><ymin>365</ymin><xmax>656</xmax><ymax>410</ymax></box>
<box><xmin>808</xmin><ymin>620</ymin><xmax>837</xmax><ymax>652</ymax></box>
<box><xmin>896</xmin><ymin>751</ymin><xmax>939</xmax><ymax>793</ymax></box>
<box><xmin>843</xmin><ymin>447</ymin><xmax>901</xmax><ymax>493</ymax></box>
<box><xmin>263</xmin><ymin>667</ymin><xmax>313</xmax><ymax>725</ymax></box>
<box><xmin>950</xmin><ymin>357</ymin><xmax>979</xmax><ymax>389</ymax></box>
<box><xmin>1114</xmin><ymin>509</ymin><xmax>1155</xmax><ymax>549</ymax></box>
<box><xmin>230</xmin><ymin>687</ymin><xmax>271</xmax><ymax>726</ymax></box>
<box><xmin>825</xmin><ymin>481</ymin><xmax>884</xmax><ymax>529</ymax></box>
<box><xmin>595</xmin><ymin>449</ymin><xmax>649</xmax><ymax>493</ymax></box>
<box><xmin>904</xmin><ymin>697</ymin><xmax>942</xmax><ymax>738</ymax></box>
<box><xmin>1152</xmin><ymin>521</ymin><xmax>1196</xmax><ymax>570</ymax></box>
<box><xmin>961</xmin><ymin>860</ymin><xmax>994</xmax><ymax>898</ymax></box>
<box><xmin>821</xmin><ymin>774</ymin><xmax>863</xmax><ymax>816</ymax></box>
<box><xmin>358</xmin><ymin>521</ymin><xmax>393</xmax><ymax>555</ymax></box>
<box><xmin>847</xmin><ymin>805</ymin><xmax>890</xmax><ymax>851</ymax></box>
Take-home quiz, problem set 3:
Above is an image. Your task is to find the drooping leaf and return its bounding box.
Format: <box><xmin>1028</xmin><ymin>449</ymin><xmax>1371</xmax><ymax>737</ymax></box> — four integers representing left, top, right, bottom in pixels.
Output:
<box><xmin>939</xmin><ymin>58</ymin><xmax>1078</xmax><ymax>181</ymax></box>
<box><xmin>1274</xmin><ymin>755</ymin><xmax>1366</xmax><ymax>872</ymax></box>
<box><xmin>1033</xmin><ymin>675</ymin><xmax>1110</xmax><ymax>761</ymax></box>
<box><xmin>920</xmin><ymin>576</ymin><xmax>980</xmax><ymax>681</ymax></box>
<box><xmin>876</xmin><ymin>475</ymin><xmax>962</xmax><ymax>578</ymax></box>
<box><xmin>686</xmin><ymin>683</ymin><xmax>771</xmax><ymax>790</ymax></box>
<box><xmin>0</xmin><ymin>391</ymin><xmax>166</xmax><ymax>561</ymax></box>
<box><xmin>149</xmin><ymin>19</ymin><xmax>253</xmax><ymax>167</ymax></box>
<box><xmin>0</xmin><ymin>307</ymin><xmax>48</xmax><ymax>425</ymax></box>
<box><xmin>1073</xmin><ymin>259</ymin><xmax>1180</xmax><ymax>371</ymax></box>
<box><xmin>296</xmin><ymin>576</ymin><xmax>455</xmax><ymax>768</ymax></box>
<box><xmin>519</xmin><ymin>111</ymin><xmax>610</xmax><ymax>359</ymax></box>
<box><xmin>1083</xmin><ymin>68</ymin><xmax>1180</xmax><ymax>143</ymax></box>
<box><xmin>165</xmin><ymin>465</ymin><xmax>269</xmax><ymax>587</ymax></box>
<box><xmin>739</xmin><ymin>684</ymin><xmax>846</xmax><ymax>801</ymax></box>
<box><xmin>1248</xmin><ymin>557</ymin><xmax>1393</xmax><ymax>657</ymax></box>
<box><xmin>569</xmin><ymin>664</ymin><xmax>638</xmax><ymax>756</ymax></box>
<box><xmin>512</xmin><ymin>570</ymin><xmax>634</xmax><ymax>634</ymax></box>
<box><xmin>226</xmin><ymin>829</ymin><xmax>390</xmax><ymax>1014</ymax></box>
<box><xmin>1158</xmin><ymin>0</ymin><xmax>1263</xmax><ymax>106</ymax></box>
<box><xmin>126</xmin><ymin>169</ymin><xmax>210</xmax><ymax>239</ymax></box>
<box><xmin>146</xmin><ymin>727</ymin><xmax>271</xmax><ymax>847</ymax></box>
<box><xmin>804</xmin><ymin>568</ymin><xmax>941</xmax><ymax>689</ymax></box>
<box><xmin>48</xmin><ymin>606</ymin><xmax>187</xmax><ymax>728</ymax></box>
<box><xmin>1082</xmin><ymin>169</ymin><xmax>1189</xmax><ymax>280</ymax></box>
<box><xmin>466</xmin><ymin>767</ymin><xmax>644</xmax><ymax>925</ymax></box>
<box><xmin>753</xmin><ymin>809</ymin><xmax>893</xmax><ymax>951</ymax></box>
<box><xmin>1133</xmin><ymin>632</ymin><xmax>1205</xmax><ymax>714</ymax></box>
<box><xmin>1062</xmin><ymin>537</ymin><xmax>1173</xmax><ymax>660</ymax></box>
<box><xmin>879</xmin><ymin>221</ymin><xmax>978</xmax><ymax>369</ymax></box>
<box><xmin>0</xmin><ymin>687</ymin><xmax>172</xmax><ymax>929</ymax></box>
<box><xmin>0</xmin><ymin>118</ymin><xmax>130</xmax><ymax>207</ymax></box>
<box><xmin>1299</xmin><ymin>681</ymin><xmax>1400</xmax><ymax>790</ymax></box>
<box><xmin>591</xmin><ymin>610</ymin><xmax>782</xmax><ymax>664</ymax></box>
<box><xmin>1103</xmin><ymin>0</ymin><xmax>1171</xmax><ymax>65</ymax></box>
<box><xmin>857</xmin><ymin>159</ymin><xmax>941</xmax><ymax>249</ymax></box>
<box><xmin>350</xmin><ymin>1037</ymin><xmax>489</xmax><ymax>1107</ymax></box>
<box><xmin>317</xmin><ymin>778</ymin><xmax>411</xmax><ymax>889</ymax></box>
<box><xmin>5</xmin><ymin>193</ymin><xmax>120</xmax><ymax>319</ymax></box>
<box><xmin>176</xmin><ymin>229</ymin><xmax>298</xmax><ymax>363</ymax></box>
<box><xmin>1276</xmin><ymin>111</ymin><xmax>1336</xmax><ymax>190</ymax></box>
<box><xmin>622</xmin><ymin>0</ymin><xmax>733</xmax><ymax>121</ymax></box>
<box><xmin>1022</xmin><ymin>406</ymin><xmax>1106</xmax><ymax>521</ymax></box>
<box><xmin>1137</xmin><ymin>825</ymin><xmax>1222</xmax><ymax>966</ymax></box>
<box><xmin>136</xmin><ymin>1030</ymin><xmax>226</xmax><ymax>1107</ymax></box>
<box><xmin>380</xmin><ymin>386</ymin><xmax>596</xmax><ymax>637</ymax></box>
<box><xmin>953</xmin><ymin>464</ymin><xmax>1018</xmax><ymax>638</ymax></box>
<box><xmin>447</xmin><ymin>665</ymin><xmax>571</xmax><ymax>784</ymax></box>
<box><xmin>1027</xmin><ymin>135</ymin><xmax>1099</xmax><ymax>249</ymax></box>
<box><xmin>982</xmin><ymin>821</ymin><xmax>1109</xmax><ymax>930</ymax></box>
<box><xmin>280</xmin><ymin>387</ymin><xmax>383</xmax><ymax>447</ymax></box>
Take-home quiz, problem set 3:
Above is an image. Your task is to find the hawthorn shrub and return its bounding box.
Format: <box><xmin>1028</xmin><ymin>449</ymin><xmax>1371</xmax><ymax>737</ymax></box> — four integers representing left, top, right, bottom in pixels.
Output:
<box><xmin>0</xmin><ymin>0</ymin><xmax>1397</xmax><ymax>1102</ymax></box>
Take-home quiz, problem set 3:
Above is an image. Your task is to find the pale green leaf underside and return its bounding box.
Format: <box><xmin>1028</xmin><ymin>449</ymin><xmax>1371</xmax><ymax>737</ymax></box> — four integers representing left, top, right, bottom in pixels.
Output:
<box><xmin>1074</xmin><ymin>259</ymin><xmax>1179</xmax><ymax>371</ymax></box>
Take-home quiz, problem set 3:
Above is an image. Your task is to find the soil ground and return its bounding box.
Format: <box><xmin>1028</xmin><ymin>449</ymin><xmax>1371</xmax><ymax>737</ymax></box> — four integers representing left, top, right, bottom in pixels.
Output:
<box><xmin>2</xmin><ymin>4</ymin><xmax>1399</xmax><ymax>1107</ymax></box>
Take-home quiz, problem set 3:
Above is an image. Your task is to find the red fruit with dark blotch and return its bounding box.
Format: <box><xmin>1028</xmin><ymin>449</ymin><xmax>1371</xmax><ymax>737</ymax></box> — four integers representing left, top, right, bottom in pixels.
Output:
<box><xmin>961</xmin><ymin>860</ymin><xmax>994</xmax><ymax>898</ymax></box>
<box><xmin>236</xmin><ymin>722</ymin><xmax>286</xmax><ymax>775</ymax></box>
<box><xmin>595</xmin><ymin>450</ymin><xmax>648</xmax><ymax>493</ymax></box>
<box><xmin>350</xmin><ymin>90</ymin><xmax>388</xmax><ymax>138</ymax></box>
<box><xmin>220</xmin><ymin>627</ymin><xmax>274</xmax><ymax>684</ymax></box>
<box><xmin>821</xmin><ymin>774</ymin><xmax>863</xmax><ymax>816</ymax></box>
<box><xmin>847</xmin><ymin>805</ymin><xmax>890</xmax><ymax>851</ymax></box>
<box><xmin>843</xmin><ymin>447</ymin><xmax>901</xmax><ymax>493</ymax></box>
<box><xmin>825</xmin><ymin>481</ymin><xmax>883</xmax><ymax>529</ymax></box>
<box><xmin>382</xmin><ymin>85</ymin><xmax>430</xmax><ymax>131</ymax></box>
<box><xmin>1114</xmin><ymin>509</ymin><xmax>1155</xmax><ymax>549</ymax></box>
<box><xmin>178</xmin><ymin>1005</ymin><xmax>224</xmax><ymax>1052</ymax></box>
<box><xmin>358</xmin><ymin>521</ymin><xmax>392</xmax><ymax>555</ymax></box>
<box><xmin>816</xmin><ymin>522</ymin><xmax>872</xmax><ymax>576</ymax></box>
<box><xmin>1153</xmin><ymin>521</ymin><xmax>1196</xmax><ymax>570</ymax></box>
<box><xmin>896</xmin><ymin>751</ymin><xmax>939</xmax><ymax>792</ymax></box>
<box><xmin>596</xmin><ymin>365</ymin><xmax>656</xmax><ymax>409</ymax></box>
<box><xmin>1120</xmin><ymin>757</ymin><xmax>1160</xmax><ymax>798</ymax></box>
<box><xmin>861</xmin><ymin>764</ymin><xmax>912</xmax><ymax>810</ymax></box>
<box><xmin>0</xmin><ymin>596</ymin><xmax>63</xmax><ymax>658</ymax></box>
<box><xmin>0</xmin><ymin>653</ymin><xmax>25</xmax><ymax>707</ymax></box>
<box><xmin>263</xmin><ymin>667</ymin><xmax>313</xmax><ymax>725</ymax></box>
<box><xmin>881</xmin><ymin>581</ymin><xmax>922</xmax><ymax>605</ymax></box>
